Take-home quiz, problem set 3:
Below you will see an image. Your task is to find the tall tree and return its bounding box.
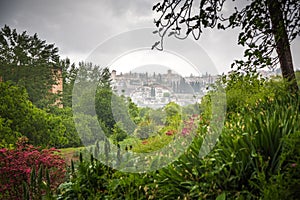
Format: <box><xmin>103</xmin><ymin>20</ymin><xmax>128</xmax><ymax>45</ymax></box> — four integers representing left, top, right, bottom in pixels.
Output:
<box><xmin>0</xmin><ymin>25</ymin><xmax>61</xmax><ymax>107</ymax></box>
<box><xmin>94</xmin><ymin>67</ymin><xmax>136</xmax><ymax>136</ymax></box>
<box><xmin>60</xmin><ymin>58</ymin><xmax>78</xmax><ymax>107</ymax></box>
<box><xmin>98</xmin><ymin>67</ymin><xmax>112</xmax><ymax>89</ymax></box>
<box><xmin>152</xmin><ymin>0</ymin><xmax>300</xmax><ymax>93</ymax></box>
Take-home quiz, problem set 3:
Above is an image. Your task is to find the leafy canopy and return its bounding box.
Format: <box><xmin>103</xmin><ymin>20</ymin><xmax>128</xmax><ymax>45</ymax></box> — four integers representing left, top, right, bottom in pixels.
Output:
<box><xmin>0</xmin><ymin>82</ymin><xmax>67</xmax><ymax>147</ymax></box>
<box><xmin>0</xmin><ymin>25</ymin><xmax>61</xmax><ymax>107</ymax></box>
<box><xmin>152</xmin><ymin>0</ymin><xmax>300</xmax><ymax>92</ymax></box>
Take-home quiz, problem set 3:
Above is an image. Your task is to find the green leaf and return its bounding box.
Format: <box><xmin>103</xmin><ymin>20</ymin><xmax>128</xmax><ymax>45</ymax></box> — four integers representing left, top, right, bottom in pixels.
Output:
<box><xmin>216</xmin><ymin>192</ymin><xmax>226</xmax><ymax>200</ymax></box>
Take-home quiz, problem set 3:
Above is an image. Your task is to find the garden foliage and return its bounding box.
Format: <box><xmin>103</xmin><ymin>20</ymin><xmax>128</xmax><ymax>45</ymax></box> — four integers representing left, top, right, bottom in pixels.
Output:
<box><xmin>1</xmin><ymin>63</ymin><xmax>299</xmax><ymax>199</ymax></box>
<box><xmin>0</xmin><ymin>82</ymin><xmax>67</xmax><ymax>148</ymax></box>
<box><xmin>0</xmin><ymin>137</ymin><xmax>66</xmax><ymax>199</ymax></box>
<box><xmin>57</xmin><ymin>73</ymin><xmax>300</xmax><ymax>199</ymax></box>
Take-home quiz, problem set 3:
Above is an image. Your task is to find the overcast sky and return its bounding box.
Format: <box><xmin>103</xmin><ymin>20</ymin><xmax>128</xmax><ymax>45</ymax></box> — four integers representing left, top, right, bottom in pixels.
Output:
<box><xmin>0</xmin><ymin>0</ymin><xmax>299</xmax><ymax>74</ymax></box>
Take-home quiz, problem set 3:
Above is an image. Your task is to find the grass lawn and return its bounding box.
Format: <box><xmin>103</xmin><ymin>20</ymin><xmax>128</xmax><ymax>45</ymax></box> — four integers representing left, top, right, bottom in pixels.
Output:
<box><xmin>59</xmin><ymin>147</ymin><xmax>85</xmax><ymax>165</ymax></box>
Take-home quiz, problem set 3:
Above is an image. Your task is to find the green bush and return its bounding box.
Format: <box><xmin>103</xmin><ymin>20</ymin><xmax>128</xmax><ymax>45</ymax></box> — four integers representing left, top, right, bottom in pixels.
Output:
<box><xmin>57</xmin><ymin>153</ymin><xmax>114</xmax><ymax>199</ymax></box>
<box><xmin>147</xmin><ymin>76</ymin><xmax>300</xmax><ymax>199</ymax></box>
<box><xmin>111</xmin><ymin>122</ymin><xmax>128</xmax><ymax>144</ymax></box>
<box><xmin>0</xmin><ymin>82</ymin><xmax>67</xmax><ymax>147</ymax></box>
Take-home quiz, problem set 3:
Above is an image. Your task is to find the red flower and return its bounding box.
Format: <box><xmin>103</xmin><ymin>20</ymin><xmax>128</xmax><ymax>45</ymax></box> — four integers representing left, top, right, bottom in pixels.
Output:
<box><xmin>166</xmin><ymin>130</ymin><xmax>176</xmax><ymax>136</ymax></box>
<box><xmin>142</xmin><ymin>140</ymin><xmax>148</xmax><ymax>144</ymax></box>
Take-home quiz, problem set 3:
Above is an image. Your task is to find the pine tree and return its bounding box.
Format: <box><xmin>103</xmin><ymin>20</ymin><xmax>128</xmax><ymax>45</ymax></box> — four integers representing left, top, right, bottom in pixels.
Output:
<box><xmin>0</xmin><ymin>25</ymin><xmax>61</xmax><ymax>107</ymax></box>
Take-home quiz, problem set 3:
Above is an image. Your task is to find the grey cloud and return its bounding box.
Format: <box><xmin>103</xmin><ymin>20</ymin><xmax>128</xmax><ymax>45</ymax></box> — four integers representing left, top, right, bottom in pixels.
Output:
<box><xmin>103</xmin><ymin>0</ymin><xmax>153</xmax><ymax>16</ymax></box>
<box><xmin>0</xmin><ymin>0</ymin><xmax>19</xmax><ymax>24</ymax></box>
<box><xmin>0</xmin><ymin>0</ymin><xmax>155</xmax><ymax>57</ymax></box>
<box><xmin>0</xmin><ymin>0</ymin><xmax>298</xmax><ymax>72</ymax></box>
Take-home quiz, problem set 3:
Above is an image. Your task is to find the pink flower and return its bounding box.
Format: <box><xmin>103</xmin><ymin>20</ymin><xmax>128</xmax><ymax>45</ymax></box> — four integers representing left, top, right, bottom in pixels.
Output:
<box><xmin>181</xmin><ymin>128</ymin><xmax>189</xmax><ymax>136</ymax></box>
<box><xmin>291</xmin><ymin>163</ymin><xmax>297</xmax><ymax>167</ymax></box>
<box><xmin>0</xmin><ymin>138</ymin><xmax>66</xmax><ymax>198</ymax></box>
<box><xmin>0</xmin><ymin>148</ymin><xmax>7</xmax><ymax>154</ymax></box>
<box><xmin>25</xmin><ymin>168</ymin><xmax>31</xmax><ymax>174</ymax></box>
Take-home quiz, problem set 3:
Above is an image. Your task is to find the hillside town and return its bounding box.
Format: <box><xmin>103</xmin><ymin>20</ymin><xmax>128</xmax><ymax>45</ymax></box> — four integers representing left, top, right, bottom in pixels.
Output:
<box><xmin>111</xmin><ymin>69</ymin><xmax>219</xmax><ymax>108</ymax></box>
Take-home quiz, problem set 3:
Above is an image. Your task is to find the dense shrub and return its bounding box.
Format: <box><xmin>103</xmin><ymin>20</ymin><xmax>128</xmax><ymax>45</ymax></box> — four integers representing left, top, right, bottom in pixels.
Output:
<box><xmin>57</xmin><ymin>152</ymin><xmax>155</xmax><ymax>200</ymax></box>
<box><xmin>0</xmin><ymin>82</ymin><xmax>67</xmax><ymax>147</ymax></box>
<box><xmin>57</xmin><ymin>153</ymin><xmax>114</xmax><ymax>199</ymax></box>
<box><xmin>222</xmin><ymin>71</ymin><xmax>267</xmax><ymax>113</ymax></box>
<box><xmin>0</xmin><ymin>137</ymin><xmax>66</xmax><ymax>199</ymax></box>
<box><xmin>148</xmin><ymin>77</ymin><xmax>300</xmax><ymax>199</ymax></box>
<box><xmin>48</xmin><ymin>106</ymin><xmax>82</xmax><ymax>148</ymax></box>
<box><xmin>112</xmin><ymin>122</ymin><xmax>128</xmax><ymax>143</ymax></box>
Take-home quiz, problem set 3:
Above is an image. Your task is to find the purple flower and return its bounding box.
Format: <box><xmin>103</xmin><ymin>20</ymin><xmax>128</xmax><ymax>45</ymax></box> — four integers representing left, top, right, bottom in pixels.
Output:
<box><xmin>291</xmin><ymin>163</ymin><xmax>297</xmax><ymax>167</ymax></box>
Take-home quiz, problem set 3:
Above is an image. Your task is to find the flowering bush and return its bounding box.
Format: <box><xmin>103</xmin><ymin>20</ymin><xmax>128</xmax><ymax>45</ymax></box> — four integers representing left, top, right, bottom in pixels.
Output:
<box><xmin>181</xmin><ymin>115</ymin><xmax>198</xmax><ymax>136</ymax></box>
<box><xmin>0</xmin><ymin>137</ymin><xmax>66</xmax><ymax>199</ymax></box>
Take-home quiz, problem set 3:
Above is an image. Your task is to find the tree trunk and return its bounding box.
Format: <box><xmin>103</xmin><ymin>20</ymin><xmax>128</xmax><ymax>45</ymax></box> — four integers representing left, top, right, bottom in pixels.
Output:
<box><xmin>267</xmin><ymin>0</ymin><xmax>299</xmax><ymax>93</ymax></box>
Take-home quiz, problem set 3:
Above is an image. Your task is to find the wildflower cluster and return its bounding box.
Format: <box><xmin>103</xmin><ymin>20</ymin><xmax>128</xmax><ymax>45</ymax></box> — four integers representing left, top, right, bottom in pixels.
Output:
<box><xmin>181</xmin><ymin>114</ymin><xmax>199</xmax><ymax>136</ymax></box>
